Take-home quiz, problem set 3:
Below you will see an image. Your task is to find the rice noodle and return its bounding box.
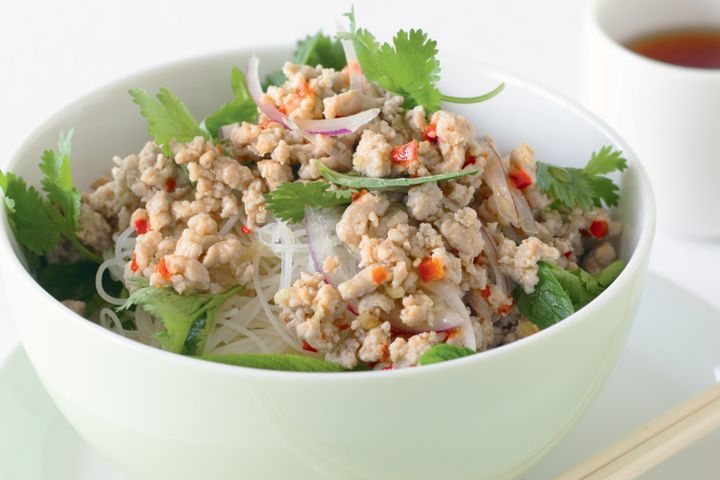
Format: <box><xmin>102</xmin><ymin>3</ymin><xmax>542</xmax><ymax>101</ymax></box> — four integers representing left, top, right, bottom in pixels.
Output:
<box><xmin>218</xmin><ymin>214</ymin><xmax>240</xmax><ymax>236</ymax></box>
<box><xmin>95</xmin><ymin>216</ymin><xmax>307</xmax><ymax>355</ymax></box>
<box><xmin>96</xmin><ymin>258</ymin><xmax>129</xmax><ymax>306</ymax></box>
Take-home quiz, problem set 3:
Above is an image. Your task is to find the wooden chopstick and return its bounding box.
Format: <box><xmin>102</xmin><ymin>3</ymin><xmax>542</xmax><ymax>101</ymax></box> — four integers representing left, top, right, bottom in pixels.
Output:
<box><xmin>556</xmin><ymin>382</ymin><xmax>720</xmax><ymax>480</ymax></box>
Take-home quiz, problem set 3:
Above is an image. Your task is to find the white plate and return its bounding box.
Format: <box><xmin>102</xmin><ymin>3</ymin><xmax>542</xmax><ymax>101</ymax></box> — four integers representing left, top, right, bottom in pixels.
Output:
<box><xmin>1</xmin><ymin>273</ymin><xmax>718</xmax><ymax>480</ymax></box>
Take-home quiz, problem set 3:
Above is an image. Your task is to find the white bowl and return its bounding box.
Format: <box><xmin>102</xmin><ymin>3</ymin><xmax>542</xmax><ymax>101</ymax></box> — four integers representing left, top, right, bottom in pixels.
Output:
<box><xmin>0</xmin><ymin>47</ymin><xmax>655</xmax><ymax>480</ymax></box>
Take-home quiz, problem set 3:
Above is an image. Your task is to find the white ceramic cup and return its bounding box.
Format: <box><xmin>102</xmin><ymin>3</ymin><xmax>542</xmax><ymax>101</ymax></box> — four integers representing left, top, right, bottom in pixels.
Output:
<box><xmin>581</xmin><ymin>0</ymin><xmax>720</xmax><ymax>237</ymax></box>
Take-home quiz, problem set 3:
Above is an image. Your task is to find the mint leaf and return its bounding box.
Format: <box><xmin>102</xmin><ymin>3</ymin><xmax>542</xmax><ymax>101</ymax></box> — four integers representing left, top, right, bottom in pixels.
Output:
<box><xmin>514</xmin><ymin>262</ymin><xmax>575</xmax><ymax>329</ymax></box>
<box><xmin>204</xmin><ymin>68</ymin><xmax>258</xmax><ymax>139</ymax></box>
<box><xmin>129</xmin><ymin>87</ymin><xmax>208</xmax><ymax>153</ymax></box>
<box><xmin>317</xmin><ymin>162</ymin><xmax>479</xmax><ymax>190</ymax></box>
<box><xmin>595</xmin><ymin>260</ymin><xmax>624</xmax><ymax>288</ymax></box>
<box><xmin>118</xmin><ymin>281</ymin><xmax>242</xmax><ymax>354</ymax></box>
<box><xmin>263</xmin><ymin>181</ymin><xmax>354</xmax><ymax>223</ymax></box>
<box><xmin>196</xmin><ymin>354</ymin><xmax>345</xmax><ymax>372</ymax></box>
<box><xmin>516</xmin><ymin>260</ymin><xmax>624</xmax><ymax>325</ymax></box>
<box><xmin>418</xmin><ymin>344</ymin><xmax>475</xmax><ymax>366</ymax></box>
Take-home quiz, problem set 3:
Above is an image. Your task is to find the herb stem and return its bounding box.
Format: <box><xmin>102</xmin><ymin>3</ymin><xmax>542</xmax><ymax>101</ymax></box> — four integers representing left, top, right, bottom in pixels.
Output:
<box><xmin>63</xmin><ymin>232</ymin><xmax>103</xmax><ymax>264</ymax></box>
<box><xmin>440</xmin><ymin>83</ymin><xmax>505</xmax><ymax>104</ymax></box>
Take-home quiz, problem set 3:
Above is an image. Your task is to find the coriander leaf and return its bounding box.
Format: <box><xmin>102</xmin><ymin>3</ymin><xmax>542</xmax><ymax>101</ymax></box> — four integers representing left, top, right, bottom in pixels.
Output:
<box><xmin>418</xmin><ymin>343</ymin><xmax>475</xmax><ymax>366</ymax></box>
<box><xmin>514</xmin><ymin>262</ymin><xmax>574</xmax><ymax>329</ymax></box>
<box><xmin>342</xmin><ymin>13</ymin><xmax>503</xmax><ymax>112</ymax></box>
<box><xmin>1</xmin><ymin>132</ymin><xmax>101</xmax><ymax>263</ymax></box>
<box><xmin>118</xmin><ymin>282</ymin><xmax>242</xmax><ymax>353</ymax></box>
<box><xmin>537</xmin><ymin>146</ymin><xmax>627</xmax><ymax>210</ymax></box>
<box><xmin>583</xmin><ymin>146</ymin><xmax>628</xmax><ymax>176</ymax></box>
<box><xmin>264</xmin><ymin>181</ymin><xmax>354</xmax><ymax>223</ymax></box>
<box><xmin>195</xmin><ymin>354</ymin><xmax>345</xmax><ymax>372</ymax></box>
<box><xmin>0</xmin><ymin>170</ymin><xmax>15</xmax><ymax>214</ymax></box>
<box><xmin>317</xmin><ymin>161</ymin><xmax>479</xmax><ymax>190</ymax></box>
<box><xmin>536</xmin><ymin>162</ymin><xmax>596</xmax><ymax>211</ymax></box>
<box><xmin>40</xmin><ymin>129</ymin><xmax>81</xmax><ymax>230</ymax></box>
<box><xmin>587</xmin><ymin>175</ymin><xmax>621</xmax><ymax>208</ymax></box>
<box><xmin>129</xmin><ymin>87</ymin><xmax>208</xmax><ymax>153</ymax></box>
<box><xmin>371</xmin><ymin>29</ymin><xmax>442</xmax><ymax>111</ymax></box>
<box><xmin>204</xmin><ymin>68</ymin><xmax>258</xmax><ymax>139</ymax></box>
<box><xmin>39</xmin><ymin>128</ymin><xmax>74</xmax><ymax>191</ymax></box>
<box><xmin>2</xmin><ymin>173</ymin><xmax>60</xmax><ymax>255</ymax></box>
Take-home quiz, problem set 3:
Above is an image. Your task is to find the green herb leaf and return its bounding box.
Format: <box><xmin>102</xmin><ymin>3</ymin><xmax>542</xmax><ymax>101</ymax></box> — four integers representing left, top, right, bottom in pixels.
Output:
<box><xmin>36</xmin><ymin>259</ymin><xmax>123</xmax><ymax>316</ymax></box>
<box><xmin>295</xmin><ymin>32</ymin><xmax>346</xmax><ymax>69</ymax></box>
<box><xmin>40</xmin><ymin>129</ymin><xmax>81</xmax><ymax>232</ymax></box>
<box><xmin>204</xmin><ymin>68</ymin><xmax>258</xmax><ymax>140</ymax></box>
<box><xmin>0</xmin><ymin>131</ymin><xmax>101</xmax><ymax>263</ymax></box>
<box><xmin>264</xmin><ymin>181</ymin><xmax>354</xmax><ymax>223</ymax></box>
<box><xmin>195</xmin><ymin>353</ymin><xmax>345</xmax><ymax>372</ymax></box>
<box><xmin>514</xmin><ymin>262</ymin><xmax>575</xmax><ymax>329</ymax></box>
<box><xmin>595</xmin><ymin>260</ymin><xmax>624</xmax><ymax>288</ymax></box>
<box><xmin>264</xmin><ymin>32</ymin><xmax>346</xmax><ymax>87</ymax></box>
<box><xmin>340</xmin><ymin>11</ymin><xmax>503</xmax><ymax>112</ymax></box>
<box><xmin>2</xmin><ymin>173</ymin><xmax>60</xmax><ymax>255</ymax></box>
<box><xmin>317</xmin><ymin>162</ymin><xmax>479</xmax><ymax>190</ymax></box>
<box><xmin>584</xmin><ymin>145</ymin><xmax>628</xmax><ymax>176</ymax></box>
<box><xmin>118</xmin><ymin>281</ymin><xmax>242</xmax><ymax>354</ymax></box>
<box><xmin>129</xmin><ymin>87</ymin><xmax>208</xmax><ymax>153</ymax></box>
<box><xmin>537</xmin><ymin>146</ymin><xmax>627</xmax><ymax>210</ymax></box>
<box><xmin>418</xmin><ymin>344</ymin><xmax>476</xmax><ymax>366</ymax></box>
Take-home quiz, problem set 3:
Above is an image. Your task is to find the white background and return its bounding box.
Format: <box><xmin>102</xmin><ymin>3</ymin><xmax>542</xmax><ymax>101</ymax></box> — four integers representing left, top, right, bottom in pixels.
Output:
<box><xmin>0</xmin><ymin>0</ymin><xmax>717</xmax><ymax>351</ymax></box>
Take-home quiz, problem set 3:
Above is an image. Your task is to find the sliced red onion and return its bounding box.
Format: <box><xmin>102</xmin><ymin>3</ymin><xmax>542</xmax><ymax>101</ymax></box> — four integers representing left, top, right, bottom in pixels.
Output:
<box><xmin>482</xmin><ymin>138</ymin><xmax>539</xmax><ymax>235</ymax></box>
<box><xmin>510</xmin><ymin>186</ymin><xmax>538</xmax><ymax>234</ymax></box>
<box><xmin>480</xmin><ymin>226</ymin><xmax>508</xmax><ymax>296</ymax></box>
<box><xmin>386</xmin><ymin>306</ymin><xmax>463</xmax><ymax>335</ymax></box>
<box><xmin>247</xmin><ymin>55</ymin><xmax>287</xmax><ymax>126</ymax></box>
<box><xmin>218</xmin><ymin>122</ymin><xmax>238</xmax><ymax>140</ymax></box>
<box><xmin>423</xmin><ymin>281</ymin><xmax>477</xmax><ymax>350</ymax></box>
<box><xmin>304</xmin><ymin>206</ymin><xmax>358</xmax><ymax>287</ymax></box>
<box><xmin>341</xmin><ymin>38</ymin><xmax>365</xmax><ymax>92</ymax></box>
<box><xmin>292</xmin><ymin>108</ymin><xmax>379</xmax><ymax>137</ymax></box>
<box><xmin>466</xmin><ymin>289</ymin><xmax>492</xmax><ymax>321</ymax></box>
<box><xmin>482</xmin><ymin>138</ymin><xmax>520</xmax><ymax>226</ymax></box>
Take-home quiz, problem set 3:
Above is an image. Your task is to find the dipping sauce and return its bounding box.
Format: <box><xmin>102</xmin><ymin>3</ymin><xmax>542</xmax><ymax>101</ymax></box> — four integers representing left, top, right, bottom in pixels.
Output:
<box><xmin>626</xmin><ymin>29</ymin><xmax>720</xmax><ymax>69</ymax></box>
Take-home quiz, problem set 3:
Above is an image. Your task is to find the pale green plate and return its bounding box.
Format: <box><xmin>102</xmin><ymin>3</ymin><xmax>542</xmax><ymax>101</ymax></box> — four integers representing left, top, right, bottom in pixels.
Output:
<box><xmin>1</xmin><ymin>273</ymin><xmax>719</xmax><ymax>479</ymax></box>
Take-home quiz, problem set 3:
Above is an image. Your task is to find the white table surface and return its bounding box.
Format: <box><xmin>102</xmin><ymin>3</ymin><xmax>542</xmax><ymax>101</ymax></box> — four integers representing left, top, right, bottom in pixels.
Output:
<box><xmin>0</xmin><ymin>0</ymin><xmax>717</xmax><ymax>350</ymax></box>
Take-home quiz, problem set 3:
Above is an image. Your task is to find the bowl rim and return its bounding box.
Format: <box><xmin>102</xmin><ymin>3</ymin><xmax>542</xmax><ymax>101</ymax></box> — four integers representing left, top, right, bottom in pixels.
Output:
<box><xmin>0</xmin><ymin>46</ymin><xmax>656</xmax><ymax>380</ymax></box>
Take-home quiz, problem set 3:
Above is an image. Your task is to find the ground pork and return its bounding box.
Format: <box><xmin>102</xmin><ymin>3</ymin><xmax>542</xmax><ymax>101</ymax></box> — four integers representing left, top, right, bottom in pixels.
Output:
<box><xmin>498</xmin><ymin>236</ymin><xmax>560</xmax><ymax>293</ymax></box>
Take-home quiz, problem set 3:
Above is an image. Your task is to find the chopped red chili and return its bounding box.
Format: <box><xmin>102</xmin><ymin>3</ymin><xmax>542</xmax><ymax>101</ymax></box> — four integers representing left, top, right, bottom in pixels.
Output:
<box><xmin>589</xmin><ymin>220</ymin><xmax>609</xmax><ymax>239</ymax></box>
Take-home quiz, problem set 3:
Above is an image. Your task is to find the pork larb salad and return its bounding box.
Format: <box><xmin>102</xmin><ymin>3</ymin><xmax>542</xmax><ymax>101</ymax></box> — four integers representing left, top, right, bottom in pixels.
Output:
<box><xmin>0</xmin><ymin>10</ymin><xmax>627</xmax><ymax>372</ymax></box>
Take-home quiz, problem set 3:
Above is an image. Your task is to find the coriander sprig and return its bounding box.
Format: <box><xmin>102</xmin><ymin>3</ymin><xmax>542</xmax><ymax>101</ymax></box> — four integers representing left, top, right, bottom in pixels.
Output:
<box><xmin>536</xmin><ymin>146</ymin><xmax>628</xmax><ymax>210</ymax></box>
<box><xmin>118</xmin><ymin>279</ymin><xmax>243</xmax><ymax>354</ymax></box>
<box><xmin>0</xmin><ymin>130</ymin><xmax>102</xmax><ymax>264</ymax></box>
<box><xmin>338</xmin><ymin>8</ymin><xmax>504</xmax><ymax>112</ymax></box>
<box><xmin>264</xmin><ymin>182</ymin><xmax>354</xmax><ymax>224</ymax></box>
